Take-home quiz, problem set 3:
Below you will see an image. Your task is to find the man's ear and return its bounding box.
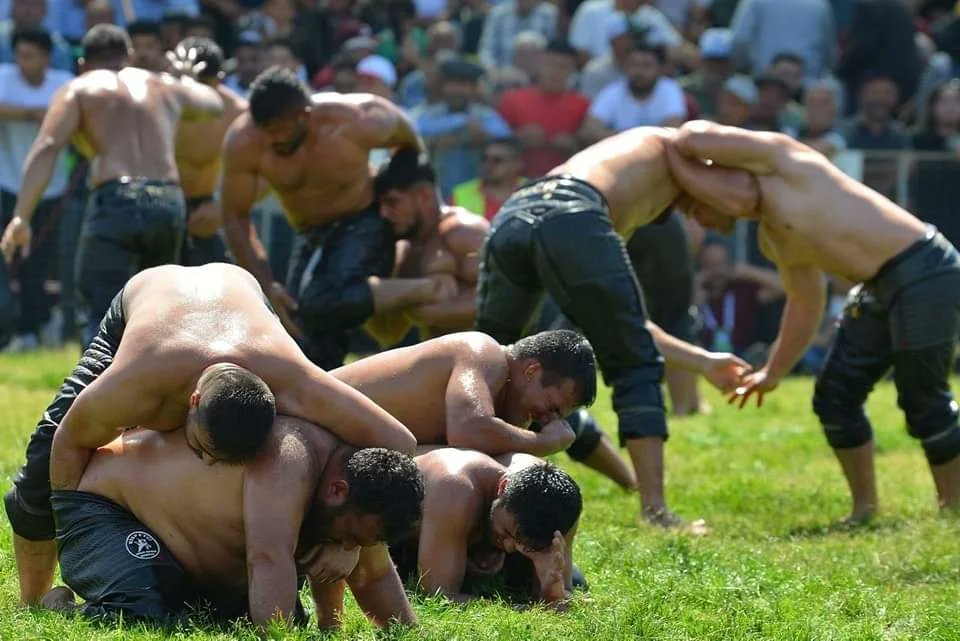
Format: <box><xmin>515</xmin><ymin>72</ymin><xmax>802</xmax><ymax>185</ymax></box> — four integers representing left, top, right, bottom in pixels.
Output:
<box><xmin>496</xmin><ymin>475</ymin><xmax>508</xmax><ymax>497</ymax></box>
<box><xmin>324</xmin><ymin>479</ymin><xmax>350</xmax><ymax>506</ymax></box>
<box><xmin>189</xmin><ymin>390</ymin><xmax>201</xmax><ymax>408</ymax></box>
<box><xmin>522</xmin><ymin>359</ymin><xmax>542</xmax><ymax>380</ymax></box>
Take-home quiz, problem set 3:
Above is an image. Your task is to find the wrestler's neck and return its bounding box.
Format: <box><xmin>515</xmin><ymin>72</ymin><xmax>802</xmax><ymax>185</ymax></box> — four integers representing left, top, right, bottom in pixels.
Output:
<box><xmin>413</xmin><ymin>202</ymin><xmax>445</xmax><ymax>243</ymax></box>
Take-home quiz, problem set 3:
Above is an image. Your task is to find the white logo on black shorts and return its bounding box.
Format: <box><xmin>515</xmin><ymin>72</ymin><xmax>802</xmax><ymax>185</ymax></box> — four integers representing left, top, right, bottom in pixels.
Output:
<box><xmin>125</xmin><ymin>531</ymin><xmax>160</xmax><ymax>560</ymax></box>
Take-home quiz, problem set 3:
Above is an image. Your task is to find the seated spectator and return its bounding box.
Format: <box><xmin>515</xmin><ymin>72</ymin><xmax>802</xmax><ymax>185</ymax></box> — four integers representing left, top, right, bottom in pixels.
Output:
<box><xmin>750</xmin><ymin>74</ymin><xmax>793</xmax><ymax>133</ymax></box>
<box><xmin>714</xmin><ymin>74</ymin><xmax>757</xmax><ymax>127</ymax></box>
<box><xmin>265</xmin><ymin>35</ymin><xmax>309</xmax><ymax>84</ymax></box>
<box><xmin>356</xmin><ymin>54</ymin><xmax>397</xmax><ymax>99</ymax></box>
<box><xmin>318</xmin><ymin>58</ymin><xmax>358</xmax><ymax>93</ymax></box>
<box><xmin>450</xmin><ymin>137</ymin><xmax>526</xmax><ymax>220</ymax></box>
<box><xmin>580</xmin><ymin>38</ymin><xmax>685</xmax><ymax>142</ymax></box>
<box><xmin>397</xmin><ymin>20</ymin><xmax>461</xmax><ymax>109</ymax></box>
<box><xmin>840</xmin><ymin>74</ymin><xmax>910</xmax><ymax>150</ymax></box>
<box><xmin>0</xmin><ymin>25</ymin><xmax>72</xmax><ymax>351</ymax></box>
<box><xmin>568</xmin><ymin>0</ymin><xmax>627</xmax><ymax>63</ymax></box>
<box><xmin>696</xmin><ymin>241</ymin><xmax>783</xmax><ymax>358</ymax></box>
<box><xmin>478</xmin><ymin>0</ymin><xmax>557</xmax><ymax>70</ymax></box>
<box><xmin>224</xmin><ymin>31</ymin><xmax>264</xmax><ymax>97</ymax></box>
<box><xmin>761</xmin><ymin>52</ymin><xmax>806</xmax><ymax>130</ymax></box>
<box><xmin>128</xmin><ymin>20</ymin><xmax>167</xmax><ymax>72</ymax></box>
<box><xmin>679</xmin><ymin>27</ymin><xmax>733</xmax><ymax>119</ymax></box>
<box><xmin>578</xmin><ymin>10</ymin><xmax>635</xmax><ymax>98</ymax></box>
<box><xmin>796</xmin><ymin>76</ymin><xmax>847</xmax><ymax>157</ymax></box>
<box><xmin>311</xmin><ymin>32</ymin><xmax>377</xmax><ymax>90</ymax></box>
<box><xmin>485</xmin><ymin>30</ymin><xmax>546</xmax><ymax>98</ymax></box>
<box><xmin>414</xmin><ymin>58</ymin><xmax>512</xmax><ymax>198</ymax></box>
<box><xmin>730</xmin><ymin>0</ymin><xmax>835</xmax><ymax>80</ymax></box>
<box><xmin>499</xmin><ymin>40</ymin><xmax>589</xmax><ymax>176</ymax></box>
<box><xmin>0</xmin><ymin>0</ymin><xmax>72</xmax><ymax>71</ymax></box>
<box><xmin>910</xmin><ymin>79</ymin><xmax>960</xmax><ymax>249</ymax></box>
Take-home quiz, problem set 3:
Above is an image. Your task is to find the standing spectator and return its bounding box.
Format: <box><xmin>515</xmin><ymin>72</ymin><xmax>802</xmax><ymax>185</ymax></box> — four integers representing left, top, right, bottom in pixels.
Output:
<box><xmin>910</xmin><ymin>80</ymin><xmax>960</xmax><ymax>249</ymax></box>
<box><xmin>766</xmin><ymin>52</ymin><xmax>805</xmax><ymax>102</ymax></box>
<box><xmin>450</xmin><ymin>137</ymin><xmax>526</xmax><ymax>220</ymax></box>
<box><xmin>578</xmin><ymin>10</ymin><xmax>633</xmax><ymax>98</ymax></box>
<box><xmin>836</xmin><ymin>0</ymin><xmax>921</xmax><ymax>114</ymax></box>
<box><xmin>796</xmin><ymin>77</ymin><xmax>847</xmax><ymax>157</ymax></box>
<box><xmin>499</xmin><ymin>39</ymin><xmax>589</xmax><ymax>176</ymax></box>
<box><xmin>750</xmin><ymin>75</ymin><xmax>793</xmax><ymax>133</ymax></box>
<box><xmin>0</xmin><ymin>26</ymin><xmax>72</xmax><ymax>350</ymax></box>
<box><xmin>0</xmin><ymin>0</ymin><xmax>72</xmax><ymax>71</ymax></box>
<box><xmin>223</xmin><ymin>31</ymin><xmax>264</xmax><ymax>97</ymax></box>
<box><xmin>679</xmin><ymin>27</ymin><xmax>732</xmax><ymax>118</ymax></box>
<box><xmin>447</xmin><ymin>0</ymin><xmax>488</xmax><ymax>55</ymax></box>
<box><xmin>580</xmin><ymin>39</ymin><xmax>685</xmax><ymax>141</ymax></box>
<box><xmin>396</xmin><ymin>20</ymin><xmax>460</xmax><ymax>109</ymax></box>
<box><xmin>128</xmin><ymin>20</ymin><xmax>167</xmax><ymax>72</ymax></box>
<box><xmin>568</xmin><ymin>0</ymin><xmax>639</xmax><ymax>62</ymax></box>
<box><xmin>414</xmin><ymin>59</ymin><xmax>512</xmax><ymax>198</ymax></box>
<box><xmin>714</xmin><ymin>74</ymin><xmax>757</xmax><ymax>127</ymax></box>
<box><xmin>84</xmin><ymin>0</ymin><xmax>115</xmax><ymax>33</ymax></box>
<box><xmin>730</xmin><ymin>0</ymin><xmax>835</xmax><ymax>79</ymax></box>
<box><xmin>478</xmin><ymin>0</ymin><xmax>557</xmax><ymax>70</ymax></box>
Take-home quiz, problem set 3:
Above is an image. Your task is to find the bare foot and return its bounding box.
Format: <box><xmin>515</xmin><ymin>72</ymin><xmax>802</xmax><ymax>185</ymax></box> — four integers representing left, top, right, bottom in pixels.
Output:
<box><xmin>640</xmin><ymin>507</ymin><xmax>709</xmax><ymax>535</ymax></box>
<box><xmin>40</xmin><ymin>586</ymin><xmax>76</xmax><ymax>612</ymax></box>
<box><xmin>838</xmin><ymin>505</ymin><xmax>876</xmax><ymax>528</ymax></box>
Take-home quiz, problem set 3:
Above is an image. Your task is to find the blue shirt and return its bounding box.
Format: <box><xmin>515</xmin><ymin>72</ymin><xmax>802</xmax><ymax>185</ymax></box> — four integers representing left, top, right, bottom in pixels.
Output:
<box><xmin>0</xmin><ymin>19</ymin><xmax>73</xmax><ymax>71</ymax></box>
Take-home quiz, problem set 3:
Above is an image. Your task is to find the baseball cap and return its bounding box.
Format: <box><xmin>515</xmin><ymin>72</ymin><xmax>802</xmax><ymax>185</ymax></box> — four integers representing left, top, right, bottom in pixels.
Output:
<box><xmin>699</xmin><ymin>28</ymin><xmax>732</xmax><ymax>59</ymax></box>
<box><xmin>722</xmin><ymin>75</ymin><xmax>758</xmax><ymax>105</ymax></box>
<box><xmin>357</xmin><ymin>54</ymin><xmax>397</xmax><ymax>89</ymax></box>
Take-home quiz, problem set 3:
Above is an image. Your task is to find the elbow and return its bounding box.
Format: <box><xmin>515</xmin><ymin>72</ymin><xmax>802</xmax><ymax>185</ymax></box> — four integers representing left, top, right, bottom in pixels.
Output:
<box><xmin>446</xmin><ymin>423</ymin><xmax>484</xmax><ymax>451</ymax></box>
<box><xmin>392</xmin><ymin>429</ymin><xmax>417</xmax><ymax>457</ymax></box>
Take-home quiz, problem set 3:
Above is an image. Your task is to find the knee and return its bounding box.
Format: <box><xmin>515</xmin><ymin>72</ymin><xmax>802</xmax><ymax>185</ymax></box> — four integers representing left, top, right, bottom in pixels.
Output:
<box><xmin>813</xmin><ymin>378</ymin><xmax>873</xmax><ymax>449</ymax></box>
<box><xmin>921</xmin><ymin>424</ymin><xmax>960</xmax><ymax>466</ymax></box>
<box><xmin>4</xmin><ymin>486</ymin><xmax>56</xmax><ymax>541</ymax></box>
<box><xmin>565</xmin><ymin>410</ymin><xmax>603</xmax><ymax>462</ymax></box>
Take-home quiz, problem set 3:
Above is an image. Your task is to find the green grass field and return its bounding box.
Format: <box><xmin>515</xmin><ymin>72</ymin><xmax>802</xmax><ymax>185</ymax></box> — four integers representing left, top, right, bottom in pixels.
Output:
<box><xmin>1</xmin><ymin>347</ymin><xmax>958</xmax><ymax>640</ymax></box>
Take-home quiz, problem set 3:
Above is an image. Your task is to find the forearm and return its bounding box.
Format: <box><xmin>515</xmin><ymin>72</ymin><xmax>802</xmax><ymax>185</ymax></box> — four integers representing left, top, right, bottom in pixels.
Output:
<box><xmin>310</xmin><ymin>578</ymin><xmax>346</xmax><ymax>630</ymax></box>
<box><xmin>12</xmin><ymin>145</ymin><xmax>61</xmax><ymax>221</ymax></box>
<box><xmin>222</xmin><ymin>213</ymin><xmax>276</xmax><ymax>289</ymax></box>
<box><xmin>350</xmin><ymin>567</ymin><xmax>417</xmax><ymax>628</ymax></box>
<box><xmin>48</xmin><ymin>438</ymin><xmax>93</xmax><ymax>491</ymax></box>
<box><xmin>449</xmin><ymin>417</ymin><xmax>544</xmax><ymax>456</ymax></box>
<box><xmin>413</xmin><ymin>290</ymin><xmax>475</xmax><ymax>329</ymax></box>
<box><xmin>248</xmin><ymin>558</ymin><xmax>298</xmax><ymax>629</ymax></box>
<box><xmin>368</xmin><ymin>276</ymin><xmax>433</xmax><ymax>313</ymax></box>
<box><xmin>646</xmin><ymin>321</ymin><xmax>710</xmax><ymax>373</ymax></box>
<box><xmin>764</xmin><ymin>297</ymin><xmax>823</xmax><ymax>379</ymax></box>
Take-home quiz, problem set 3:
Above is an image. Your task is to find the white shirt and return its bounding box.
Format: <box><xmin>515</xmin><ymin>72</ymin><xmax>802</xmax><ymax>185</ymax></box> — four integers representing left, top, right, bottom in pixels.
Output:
<box><xmin>589</xmin><ymin>76</ymin><xmax>686</xmax><ymax>132</ymax></box>
<box><xmin>569</xmin><ymin>0</ymin><xmax>684</xmax><ymax>59</ymax></box>
<box><xmin>0</xmin><ymin>64</ymin><xmax>73</xmax><ymax>197</ymax></box>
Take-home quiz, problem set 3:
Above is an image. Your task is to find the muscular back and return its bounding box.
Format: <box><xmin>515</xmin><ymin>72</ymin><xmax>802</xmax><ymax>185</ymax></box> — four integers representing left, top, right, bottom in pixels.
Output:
<box><xmin>551</xmin><ymin>127</ymin><xmax>681</xmax><ymax>238</ymax></box>
<box><xmin>176</xmin><ymin>83</ymin><xmax>247</xmax><ymax>199</ymax></box>
<box><xmin>71</xmin><ymin>68</ymin><xmax>185</xmax><ymax>186</ymax></box>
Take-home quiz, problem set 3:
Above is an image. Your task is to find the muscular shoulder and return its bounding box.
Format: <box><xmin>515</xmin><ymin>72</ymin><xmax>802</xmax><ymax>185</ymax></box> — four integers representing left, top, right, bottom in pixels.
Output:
<box><xmin>439</xmin><ymin>208</ymin><xmax>488</xmax><ymax>252</ymax></box>
<box><xmin>309</xmin><ymin>91</ymin><xmax>380</xmax><ymax>122</ymax></box>
<box><xmin>218</xmin><ymin>84</ymin><xmax>248</xmax><ymax>118</ymax></box>
<box><xmin>420</xmin><ymin>449</ymin><xmax>488</xmax><ymax>509</ymax></box>
<box><xmin>223</xmin><ymin>112</ymin><xmax>260</xmax><ymax>154</ymax></box>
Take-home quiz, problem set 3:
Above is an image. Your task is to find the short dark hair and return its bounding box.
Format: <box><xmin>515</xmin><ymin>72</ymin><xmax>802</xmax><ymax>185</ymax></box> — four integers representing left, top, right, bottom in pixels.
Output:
<box><xmin>127</xmin><ymin>19</ymin><xmax>162</xmax><ymax>40</ymax></box>
<box><xmin>265</xmin><ymin>35</ymin><xmax>300</xmax><ymax>59</ymax></box>
<box><xmin>485</xmin><ymin>136</ymin><xmax>522</xmax><ymax>157</ymax></box>
<box><xmin>248</xmin><ymin>65</ymin><xmax>311</xmax><ymax>126</ymax></box>
<box><xmin>81</xmin><ymin>24</ymin><xmax>132</xmax><ymax>64</ymax></box>
<box><xmin>12</xmin><ymin>26</ymin><xmax>52</xmax><ymax>54</ymax></box>
<box><xmin>500</xmin><ymin>463</ymin><xmax>582</xmax><ymax>551</ymax></box>
<box><xmin>771</xmin><ymin>51</ymin><xmax>805</xmax><ymax>69</ymax></box>
<box><xmin>630</xmin><ymin>35</ymin><xmax>665</xmax><ymax>64</ymax></box>
<box><xmin>374</xmin><ymin>148</ymin><xmax>435</xmax><ymax>197</ymax></box>
<box><xmin>197</xmin><ymin>366</ymin><xmax>276</xmax><ymax>464</ymax></box>
<box><xmin>344</xmin><ymin>448</ymin><xmax>424</xmax><ymax>544</ymax></box>
<box><xmin>177</xmin><ymin>36</ymin><xmax>223</xmax><ymax>79</ymax></box>
<box><xmin>545</xmin><ymin>39</ymin><xmax>577</xmax><ymax>57</ymax></box>
<box><xmin>509</xmin><ymin>330</ymin><xmax>598</xmax><ymax>407</ymax></box>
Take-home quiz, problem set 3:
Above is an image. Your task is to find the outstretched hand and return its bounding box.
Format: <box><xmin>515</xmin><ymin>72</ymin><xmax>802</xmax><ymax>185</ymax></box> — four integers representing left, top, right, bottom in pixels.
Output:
<box><xmin>728</xmin><ymin>368</ymin><xmax>779</xmax><ymax>409</ymax></box>
<box><xmin>700</xmin><ymin>352</ymin><xmax>751</xmax><ymax>394</ymax></box>
<box><xmin>165</xmin><ymin>44</ymin><xmax>208</xmax><ymax>79</ymax></box>
<box><xmin>297</xmin><ymin>544</ymin><xmax>360</xmax><ymax>584</ymax></box>
<box><xmin>0</xmin><ymin>216</ymin><xmax>31</xmax><ymax>263</ymax></box>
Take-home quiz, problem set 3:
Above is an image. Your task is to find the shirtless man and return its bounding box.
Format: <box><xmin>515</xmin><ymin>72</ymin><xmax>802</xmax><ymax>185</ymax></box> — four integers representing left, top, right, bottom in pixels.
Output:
<box><xmin>3</xmin><ymin>263</ymin><xmax>416</xmax><ymax>606</ymax></box>
<box><xmin>393</xmin><ymin>448</ymin><xmax>582</xmax><ymax>604</ymax></box>
<box><xmin>0</xmin><ymin>25</ymin><xmax>224</xmax><ymax>341</ymax></box>
<box><xmin>171</xmin><ymin>37</ymin><xmax>247</xmax><ymax>266</ymax></box>
<box><xmin>475</xmin><ymin>127</ymin><xmax>758</xmax><ymax>527</ymax></box>
<box><xmin>48</xmin><ymin>418</ymin><xmax>422</xmax><ymax>630</ymax></box>
<box><xmin>220</xmin><ymin>65</ymin><xmax>434</xmax><ymax>369</ymax></box>
<box><xmin>664</xmin><ymin>120</ymin><xmax>960</xmax><ymax>522</ymax></box>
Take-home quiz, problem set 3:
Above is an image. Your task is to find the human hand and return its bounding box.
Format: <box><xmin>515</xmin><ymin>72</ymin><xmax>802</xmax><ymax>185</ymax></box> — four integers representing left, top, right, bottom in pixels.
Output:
<box><xmin>165</xmin><ymin>43</ymin><xmax>208</xmax><ymax>79</ymax></box>
<box><xmin>186</xmin><ymin>200</ymin><xmax>222</xmax><ymax>238</ymax></box>
<box><xmin>297</xmin><ymin>544</ymin><xmax>360</xmax><ymax>584</ymax></box>
<box><xmin>268</xmin><ymin>281</ymin><xmax>303</xmax><ymax>339</ymax></box>
<box><xmin>728</xmin><ymin>367</ymin><xmax>779</xmax><ymax>408</ymax></box>
<box><xmin>519</xmin><ymin>531</ymin><xmax>566</xmax><ymax>603</ymax></box>
<box><xmin>536</xmin><ymin>418</ymin><xmax>576</xmax><ymax>454</ymax></box>
<box><xmin>425</xmin><ymin>272</ymin><xmax>459</xmax><ymax>302</ymax></box>
<box><xmin>0</xmin><ymin>216</ymin><xmax>31</xmax><ymax>263</ymax></box>
<box><xmin>700</xmin><ymin>352</ymin><xmax>751</xmax><ymax>393</ymax></box>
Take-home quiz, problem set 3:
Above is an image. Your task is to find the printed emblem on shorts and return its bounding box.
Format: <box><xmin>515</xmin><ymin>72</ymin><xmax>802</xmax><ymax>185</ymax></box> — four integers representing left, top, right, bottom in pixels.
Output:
<box><xmin>125</xmin><ymin>531</ymin><xmax>160</xmax><ymax>560</ymax></box>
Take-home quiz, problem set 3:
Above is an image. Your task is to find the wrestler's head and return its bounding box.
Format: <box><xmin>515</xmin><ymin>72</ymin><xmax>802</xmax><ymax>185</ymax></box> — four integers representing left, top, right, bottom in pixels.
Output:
<box><xmin>502</xmin><ymin>330</ymin><xmax>597</xmax><ymax>428</ymax></box>
<box><xmin>489</xmin><ymin>463</ymin><xmax>582</xmax><ymax>554</ymax></box>
<box><xmin>310</xmin><ymin>448</ymin><xmax>424</xmax><ymax>549</ymax></box>
<box><xmin>248</xmin><ymin>65</ymin><xmax>312</xmax><ymax>157</ymax></box>
<box><xmin>185</xmin><ymin>363</ymin><xmax>276</xmax><ymax>464</ymax></box>
<box><xmin>80</xmin><ymin>24</ymin><xmax>132</xmax><ymax>72</ymax></box>
<box><xmin>175</xmin><ymin>36</ymin><xmax>225</xmax><ymax>84</ymax></box>
<box><xmin>374</xmin><ymin>148</ymin><xmax>439</xmax><ymax>240</ymax></box>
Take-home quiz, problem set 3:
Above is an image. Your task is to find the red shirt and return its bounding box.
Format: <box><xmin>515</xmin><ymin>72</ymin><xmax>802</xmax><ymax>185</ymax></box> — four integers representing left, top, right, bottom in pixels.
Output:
<box><xmin>498</xmin><ymin>87</ymin><xmax>590</xmax><ymax>177</ymax></box>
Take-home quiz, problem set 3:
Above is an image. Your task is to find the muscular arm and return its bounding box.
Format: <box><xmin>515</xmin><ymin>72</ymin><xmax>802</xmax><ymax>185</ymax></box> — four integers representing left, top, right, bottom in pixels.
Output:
<box><xmin>11</xmin><ymin>84</ymin><xmax>80</xmax><ymax>222</ymax></box>
<box><xmin>345</xmin><ymin>544</ymin><xmax>417</xmax><ymax>627</ymax></box>
<box><xmin>173</xmin><ymin>76</ymin><xmax>224</xmax><ymax>122</ymax></box>
<box><xmin>417</xmin><ymin>482</ymin><xmax>476</xmax><ymax>602</ymax></box>
<box><xmin>762</xmin><ymin>262</ymin><xmax>826</xmax><ymax>382</ymax></box>
<box><xmin>646</xmin><ymin>320</ymin><xmax>748</xmax><ymax>393</ymax></box>
<box><xmin>351</xmin><ymin>94</ymin><xmax>426</xmax><ymax>153</ymax></box>
<box><xmin>244</xmin><ymin>427</ymin><xmax>314</xmax><ymax>629</ymax></box>
<box><xmin>672</xmin><ymin>120</ymin><xmax>783</xmax><ymax>175</ymax></box>
<box><xmin>663</xmin><ymin>133</ymin><xmax>761</xmax><ymax>218</ymax></box>
<box><xmin>411</xmin><ymin>222</ymin><xmax>486</xmax><ymax>329</ymax></box>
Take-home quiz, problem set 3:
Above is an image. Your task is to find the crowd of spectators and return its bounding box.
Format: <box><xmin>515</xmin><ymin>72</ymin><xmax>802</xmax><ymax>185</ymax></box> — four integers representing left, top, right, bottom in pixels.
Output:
<box><xmin>2</xmin><ymin>0</ymin><xmax>960</xmax><ymax>374</ymax></box>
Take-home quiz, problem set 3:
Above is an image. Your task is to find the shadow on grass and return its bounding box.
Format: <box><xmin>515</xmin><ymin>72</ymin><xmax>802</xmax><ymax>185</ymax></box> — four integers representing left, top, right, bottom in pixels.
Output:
<box><xmin>779</xmin><ymin>516</ymin><xmax>909</xmax><ymax>540</ymax></box>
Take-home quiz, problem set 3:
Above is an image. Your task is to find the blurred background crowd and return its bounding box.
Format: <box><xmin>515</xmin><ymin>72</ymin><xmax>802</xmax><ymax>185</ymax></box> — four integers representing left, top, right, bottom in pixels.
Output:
<box><xmin>2</xmin><ymin>0</ymin><xmax>960</xmax><ymax>394</ymax></box>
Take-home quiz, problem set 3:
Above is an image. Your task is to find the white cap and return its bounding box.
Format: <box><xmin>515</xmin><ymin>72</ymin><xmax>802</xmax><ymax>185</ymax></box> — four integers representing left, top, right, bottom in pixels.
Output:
<box><xmin>722</xmin><ymin>75</ymin><xmax>758</xmax><ymax>105</ymax></box>
<box><xmin>357</xmin><ymin>54</ymin><xmax>397</xmax><ymax>89</ymax></box>
<box><xmin>699</xmin><ymin>28</ymin><xmax>732</xmax><ymax>59</ymax></box>
<box><xmin>605</xmin><ymin>11</ymin><xmax>631</xmax><ymax>41</ymax></box>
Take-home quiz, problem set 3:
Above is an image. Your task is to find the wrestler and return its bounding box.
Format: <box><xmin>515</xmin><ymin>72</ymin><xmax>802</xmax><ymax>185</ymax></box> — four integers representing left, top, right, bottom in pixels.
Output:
<box><xmin>665</xmin><ymin>120</ymin><xmax>960</xmax><ymax>522</ymax></box>
<box><xmin>474</xmin><ymin>126</ymin><xmax>758</xmax><ymax>527</ymax></box>
<box><xmin>220</xmin><ymin>65</ymin><xmax>435</xmax><ymax>369</ymax></box>
<box><xmin>171</xmin><ymin>37</ymin><xmax>247</xmax><ymax>266</ymax></box>
<box><xmin>4</xmin><ymin>263</ymin><xmax>415</xmax><ymax>606</ymax></box>
<box><xmin>0</xmin><ymin>25</ymin><xmax>223</xmax><ymax>340</ymax></box>
<box><xmin>45</xmin><ymin>417</ymin><xmax>421</xmax><ymax>630</ymax></box>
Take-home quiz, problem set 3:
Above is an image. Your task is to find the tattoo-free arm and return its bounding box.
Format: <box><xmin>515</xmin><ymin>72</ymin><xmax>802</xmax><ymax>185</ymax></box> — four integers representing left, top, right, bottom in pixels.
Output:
<box><xmin>762</xmin><ymin>262</ymin><xmax>826</xmax><ymax>381</ymax></box>
<box><xmin>672</xmin><ymin>120</ymin><xmax>783</xmax><ymax>175</ymax></box>
<box><xmin>346</xmin><ymin>545</ymin><xmax>417</xmax><ymax>627</ymax></box>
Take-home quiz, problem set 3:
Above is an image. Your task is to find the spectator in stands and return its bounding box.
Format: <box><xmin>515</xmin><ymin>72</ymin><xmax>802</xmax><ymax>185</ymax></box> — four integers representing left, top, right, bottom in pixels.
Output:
<box><xmin>84</xmin><ymin>0</ymin><xmax>115</xmax><ymax>34</ymax></box>
<box><xmin>569</xmin><ymin>0</ymin><xmax>634</xmax><ymax>63</ymax></box>
<box><xmin>356</xmin><ymin>54</ymin><xmax>397</xmax><ymax>100</ymax></box>
<box><xmin>373</xmin><ymin>0</ymin><xmax>427</xmax><ymax>75</ymax></box>
<box><xmin>836</xmin><ymin>0</ymin><xmax>921</xmax><ymax>115</ymax></box>
<box><xmin>446</xmin><ymin>0</ymin><xmax>487</xmax><ymax>55</ymax></box>
<box><xmin>730</xmin><ymin>0</ymin><xmax>835</xmax><ymax>79</ymax></box>
<box><xmin>499</xmin><ymin>40</ymin><xmax>589</xmax><ymax>176</ymax></box>
<box><xmin>128</xmin><ymin>20</ymin><xmax>167</xmax><ymax>72</ymax></box>
<box><xmin>767</xmin><ymin>52</ymin><xmax>805</xmax><ymax>102</ymax></box>
<box><xmin>580</xmin><ymin>39</ymin><xmax>685</xmax><ymax>142</ymax></box>
<box><xmin>265</xmin><ymin>36</ymin><xmax>308</xmax><ymax>84</ymax></box>
<box><xmin>750</xmin><ymin>74</ymin><xmax>792</xmax><ymax>133</ymax></box>
<box><xmin>714</xmin><ymin>74</ymin><xmax>757</xmax><ymax>127</ymax></box>
<box><xmin>450</xmin><ymin>137</ymin><xmax>526</xmax><ymax>220</ymax></box>
<box><xmin>224</xmin><ymin>32</ymin><xmax>264</xmax><ymax>97</ymax></box>
<box><xmin>310</xmin><ymin>32</ymin><xmax>376</xmax><ymax>89</ymax></box>
<box><xmin>414</xmin><ymin>59</ymin><xmax>512</xmax><ymax>198</ymax></box>
<box><xmin>183</xmin><ymin>15</ymin><xmax>216</xmax><ymax>41</ymax></box>
<box><xmin>841</xmin><ymin>74</ymin><xmax>910</xmax><ymax>150</ymax></box>
<box><xmin>579</xmin><ymin>11</ymin><xmax>634</xmax><ymax>98</ymax></box>
<box><xmin>0</xmin><ymin>26</ymin><xmax>72</xmax><ymax>351</ymax></box>
<box><xmin>0</xmin><ymin>0</ymin><xmax>71</xmax><ymax>71</ymax></box>
<box><xmin>910</xmin><ymin>79</ymin><xmax>960</xmax><ymax>249</ymax></box>
<box><xmin>486</xmin><ymin>30</ymin><xmax>546</xmax><ymax>98</ymax></box>
<box><xmin>478</xmin><ymin>0</ymin><xmax>557</xmax><ymax>70</ymax></box>
<box><xmin>679</xmin><ymin>26</ymin><xmax>732</xmax><ymax>118</ymax></box>
<box><xmin>696</xmin><ymin>241</ymin><xmax>783</xmax><ymax>359</ymax></box>
<box><xmin>117</xmin><ymin>0</ymin><xmax>199</xmax><ymax>25</ymax></box>
<box><xmin>397</xmin><ymin>21</ymin><xmax>460</xmax><ymax>109</ymax></box>
<box><xmin>797</xmin><ymin>77</ymin><xmax>847</xmax><ymax>157</ymax></box>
